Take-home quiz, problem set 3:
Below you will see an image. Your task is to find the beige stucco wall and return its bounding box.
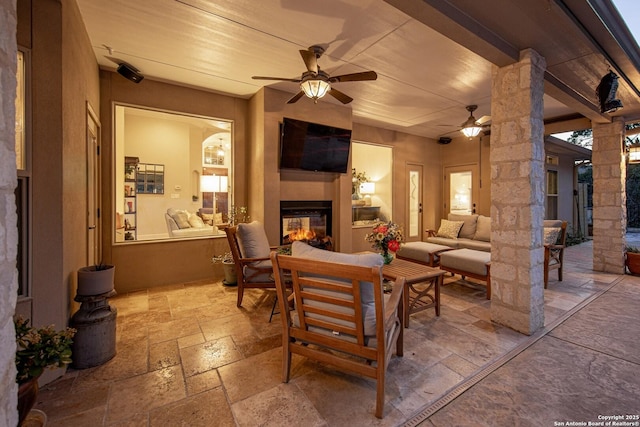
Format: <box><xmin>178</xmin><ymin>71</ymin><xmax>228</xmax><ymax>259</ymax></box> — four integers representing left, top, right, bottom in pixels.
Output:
<box><xmin>100</xmin><ymin>72</ymin><xmax>249</xmax><ymax>292</ymax></box>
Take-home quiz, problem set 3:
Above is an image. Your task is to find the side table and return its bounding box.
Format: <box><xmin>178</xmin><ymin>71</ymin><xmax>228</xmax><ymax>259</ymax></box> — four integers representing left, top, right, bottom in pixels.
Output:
<box><xmin>382</xmin><ymin>257</ymin><xmax>445</xmax><ymax>327</ymax></box>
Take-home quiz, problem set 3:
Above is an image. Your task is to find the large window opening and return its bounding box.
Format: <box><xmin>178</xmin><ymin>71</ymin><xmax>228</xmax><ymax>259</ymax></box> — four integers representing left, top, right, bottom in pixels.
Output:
<box><xmin>114</xmin><ymin>105</ymin><xmax>233</xmax><ymax>242</ymax></box>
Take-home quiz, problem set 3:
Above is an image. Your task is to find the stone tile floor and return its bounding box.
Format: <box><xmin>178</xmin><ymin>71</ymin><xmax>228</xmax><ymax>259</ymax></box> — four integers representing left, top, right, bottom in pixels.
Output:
<box><xmin>33</xmin><ymin>238</ymin><xmax>640</xmax><ymax>426</ymax></box>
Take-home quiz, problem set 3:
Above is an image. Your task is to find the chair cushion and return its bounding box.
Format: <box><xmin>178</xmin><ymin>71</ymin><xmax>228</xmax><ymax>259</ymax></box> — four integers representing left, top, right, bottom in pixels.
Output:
<box><xmin>544</xmin><ymin>227</ymin><xmax>561</xmax><ymax>245</ymax></box>
<box><xmin>437</xmin><ymin>219</ymin><xmax>464</xmax><ymax>239</ymax></box>
<box><xmin>243</xmin><ymin>259</ymin><xmax>274</xmax><ymax>283</ymax></box>
<box><xmin>291</xmin><ymin>241</ymin><xmax>383</xmax><ymax>336</ymax></box>
<box><xmin>237</xmin><ymin>221</ymin><xmax>271</xmax><ymax>258</ymax></box>
<box><xmin>396</xmin><ymin>241</ymin><xmax>451</xmax><ymax>263</ymax></box>
<box><xmin>448</xmin><ymin>214</ymin><xmax>479</xmax><ymax>239</ymax></box>
<box><xmin>440</xmin><ymin>249</ymin><xmax>490</xmax><ymax>276</ymax></box>
<box><xmin>474</xmin><ymin>215</ymin><xmax>491</xmax><ymax>242</ymax></box>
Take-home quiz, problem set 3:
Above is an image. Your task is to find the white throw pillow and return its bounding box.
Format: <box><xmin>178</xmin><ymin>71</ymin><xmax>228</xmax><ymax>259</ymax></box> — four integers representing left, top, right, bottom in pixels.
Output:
<box><xmin>170</xmin><ymin>210</ymin><xmax>191</xmax><ymax>229</ymax></box>
<box><xmin>437</xmin><ymin>219</ymin><xmax>464</xmax><ymax>239</ymax></box>
<box><xmin>188</xmin><ymin>213</ymin><xmax>206</xmax><ymax>228</ymax></box>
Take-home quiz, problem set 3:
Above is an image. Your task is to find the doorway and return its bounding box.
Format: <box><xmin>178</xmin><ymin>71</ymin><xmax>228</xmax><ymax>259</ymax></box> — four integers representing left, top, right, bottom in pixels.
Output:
<box><xmin>407</xmin><ymin>164</ymin><xmax>423</xmax><ymax>241</ymax></box>
<box><xmin>444</xmin><ymin>165</ymin><xmax>479</xmax><ymax>216</ymax></box>
<box><xmin>86</xmin><ymin>104</ymin><xmax>101</xmax><ymax>265</ymax></box>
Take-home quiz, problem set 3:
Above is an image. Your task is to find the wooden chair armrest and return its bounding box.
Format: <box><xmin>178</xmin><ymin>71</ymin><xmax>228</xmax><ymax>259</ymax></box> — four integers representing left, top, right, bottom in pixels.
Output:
<box><xmin>384</xmin><ymin>277</ymin><xmax>404</xmax><ymax>327</ymax></box>
<box><xmin>544</xmin><ymin>244</ymin><xmax>565</xmax><ymax>250</ymax></box>
<box><xmin>425</xmin><ymin>229</ymin><xmax>437</xmax><ymax>237</ymax></box>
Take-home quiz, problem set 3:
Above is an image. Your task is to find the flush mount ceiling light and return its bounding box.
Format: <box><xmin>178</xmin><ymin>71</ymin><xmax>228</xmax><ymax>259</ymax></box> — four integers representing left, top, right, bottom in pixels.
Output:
<box><xmin>299</xmin><ymin>70</ymin><xmax>331</xmax><ymax>102</ymax></box>
<box><xmin>461</xmin><ymin>105</ymin><xmax>482</xmax><ymax>138</ymax></box>
<box><xmin>596</xmin><ymin>70</ymin><xmax>623</xmax><ymax>114</ymax></box>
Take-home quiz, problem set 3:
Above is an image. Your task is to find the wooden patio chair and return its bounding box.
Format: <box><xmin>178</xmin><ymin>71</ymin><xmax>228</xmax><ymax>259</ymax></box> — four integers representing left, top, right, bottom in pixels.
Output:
<box><xmin>543</xmin><ymin>220</ymin><xmax>568</xmax><ymax>288</ymax></box>
<box><xmin>270</xmin><ymin>243</ymin><xmax>405</xmax><ymax>418</ymax></box>
<box><xmin>225</xmin><ymin>221</ymin><xmax>278</xmax><ymax>307</ymax></box>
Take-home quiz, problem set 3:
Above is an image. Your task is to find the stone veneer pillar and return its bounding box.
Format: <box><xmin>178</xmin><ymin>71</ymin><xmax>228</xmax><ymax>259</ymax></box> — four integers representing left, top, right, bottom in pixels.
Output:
<box><xmin>0</xmin><ymin>0</ymin><xmax>19</xmax><ymax>424</ymax></box>
<box><xmin>489</xmin><ymin>49</ymin><xmax>546</xmax><ymax>335</ymax></box>
<box><xmin>592</xmin><ymin>119</ymin><xmax>626</xmax><ymax>273</ymax></box>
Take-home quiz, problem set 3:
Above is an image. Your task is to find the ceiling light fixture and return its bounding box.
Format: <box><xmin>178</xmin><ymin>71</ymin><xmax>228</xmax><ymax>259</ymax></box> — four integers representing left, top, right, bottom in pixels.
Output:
<box><xmin>300</xmin><ymin>71</ymin><xmax>331</xmax><ymax>103</ymax></box>
<box><xmin>461</xmin><ymin>105</ymin><xmax>482</xmax><ymax>138</ymax></box>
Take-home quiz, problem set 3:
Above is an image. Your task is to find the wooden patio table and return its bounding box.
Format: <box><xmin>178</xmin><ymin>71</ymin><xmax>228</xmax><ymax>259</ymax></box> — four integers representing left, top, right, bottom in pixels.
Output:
<box><xmin>382</xmin><ymin>257</ymin><xmax>445</xmax><ymax>328</ymax></box>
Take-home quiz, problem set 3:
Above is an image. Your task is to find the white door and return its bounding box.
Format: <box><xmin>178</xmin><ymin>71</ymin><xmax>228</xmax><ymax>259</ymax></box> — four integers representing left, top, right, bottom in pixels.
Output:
<box><xmin>407</xmin><ymin>164</ymin><xmax>423</xmax><ymax>241</ymax></box>
<box><xmin>87</xmin><ymin>105</ymin><xmax>101</xmax><ymax>265</ymax></box>
<box><xmin>444</xmin><ymin>165</ymin><xmax>479</xmax><ymax>215</ymax></box>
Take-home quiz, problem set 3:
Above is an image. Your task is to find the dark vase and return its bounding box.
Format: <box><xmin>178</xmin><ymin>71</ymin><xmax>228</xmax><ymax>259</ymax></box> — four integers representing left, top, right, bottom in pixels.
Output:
<box><xmin>18</xmin><ymin>376</ymin><xmax>39</xmax><ymax>425</ymax></box>
<box><xmin>625</xmin><ymin>252</ymin><xmax>640</xmax><ymax>275</ymax></box>
<box><xmin>382</xmin><ymin>251</ymin><xmax>394</xmax><ymax>265</ymax></box>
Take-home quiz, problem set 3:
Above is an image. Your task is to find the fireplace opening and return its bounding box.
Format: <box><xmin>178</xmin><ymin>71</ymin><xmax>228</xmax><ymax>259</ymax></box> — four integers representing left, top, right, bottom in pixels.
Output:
<box><xmin>280</xmin><ymin>201</ymin><xmax>332</xmax><ymax>250</ymax></box>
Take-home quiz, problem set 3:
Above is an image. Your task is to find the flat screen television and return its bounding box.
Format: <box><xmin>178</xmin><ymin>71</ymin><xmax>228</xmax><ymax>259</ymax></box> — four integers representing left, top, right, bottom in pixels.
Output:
<box><xmin>279</xmin><ymin>117</ymin><xmax>352</xmax><ymax>173</ymax></box>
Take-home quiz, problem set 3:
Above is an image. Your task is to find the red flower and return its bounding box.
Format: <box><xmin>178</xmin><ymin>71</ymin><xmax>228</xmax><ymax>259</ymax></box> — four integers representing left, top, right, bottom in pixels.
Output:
<box><xmin>375</xmin><ymin>225</ymin><xmax>388</xmax><ymax>234</ymax></box>
<box><xmin>387</xmin><ymin>240</ymin><xmax>400</xmax><ymax>252</ymax></box>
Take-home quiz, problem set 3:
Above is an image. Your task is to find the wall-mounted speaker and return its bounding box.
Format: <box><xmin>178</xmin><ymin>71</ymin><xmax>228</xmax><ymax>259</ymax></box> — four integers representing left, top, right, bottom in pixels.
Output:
<box><xmin>438</xmin><ymin>137</ymin><xmax>452</xmax><ymax>145</ymax></box>
<box><xmin>117</xmin><ymin>63</ymin><xmax>144</xmax><ymax>83</ymax></box>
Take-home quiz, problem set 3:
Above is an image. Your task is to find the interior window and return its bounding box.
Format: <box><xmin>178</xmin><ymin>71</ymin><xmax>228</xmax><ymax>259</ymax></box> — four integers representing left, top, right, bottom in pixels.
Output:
<box><xmin>546</xmin><ymin>169</ymin><xmax>558</xmax><ymax>220</ymax></box>
<box><xmin>114</xmin><ymin>105</ymin><xmax>233</xmax><ymax>242</ymax></box>
<box><xmin>351</xmin><ymin>142</ymin><xmax>393</xmax><ymax>225</ymax></box>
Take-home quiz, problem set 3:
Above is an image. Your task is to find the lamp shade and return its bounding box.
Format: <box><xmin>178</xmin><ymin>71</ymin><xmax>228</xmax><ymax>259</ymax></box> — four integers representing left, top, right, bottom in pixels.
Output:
<box><xmin>201</xmin><ymin>175</ymin><xmax>229</xmax><ymax>193</ymax></box>
<box><xmin>300</xmin><ymin>79</ymin><xmax>330</xmax><ymax>101</ymax></box>
<box><xmin>201</xmin><ymin>175</ymin><xmax>217</xmax><ymax>192</ymax></box>
<box><xmin>461</xmin><ymin>125</ymin><xmax>482</xmax><ymax>138</ymax></box>
<box><xmin>360</xmin><ymin>182</ymin><xmax>375</xmax><ymax>195</ymax></box>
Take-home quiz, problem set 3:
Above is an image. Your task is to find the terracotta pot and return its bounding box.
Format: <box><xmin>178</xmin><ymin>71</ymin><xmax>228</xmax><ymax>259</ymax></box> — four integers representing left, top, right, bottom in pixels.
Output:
<box><xmin>18</xmin><ymin>376</ymin><xmax>39</xmax><ymax>425</ymax></box>
<box><xmin>77</xmin><ymin>265</ymin><xmax>115</xmax><ymax>296</ymax></box>
<box><xmin>625</xmin><ymin>252</ymin><xmax>640</xmax><ymax>275</ymax></box>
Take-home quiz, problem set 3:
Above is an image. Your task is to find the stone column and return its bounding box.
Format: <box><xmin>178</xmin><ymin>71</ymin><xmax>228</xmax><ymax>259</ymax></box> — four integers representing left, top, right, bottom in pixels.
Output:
<box><xmin>592</xmin><ymin>119</ymin><xmax>626</xmax><ymax>273</ymax></box>
<box><xmin>0</xmin><ymin>0</ymin><xmax>19</xmax><ymax>425</ymax></box>
<box><xmin>489</xmin><ymin>49</ymin><xmax>546</xmax><ymax>335</ymax></box>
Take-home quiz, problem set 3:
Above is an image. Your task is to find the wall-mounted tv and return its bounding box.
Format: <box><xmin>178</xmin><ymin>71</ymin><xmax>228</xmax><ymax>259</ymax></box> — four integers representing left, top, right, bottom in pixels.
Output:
<box><xmin>279</xmin><ymin>117</ymin><xmax>352</xmax><ymax>173</ymax></box>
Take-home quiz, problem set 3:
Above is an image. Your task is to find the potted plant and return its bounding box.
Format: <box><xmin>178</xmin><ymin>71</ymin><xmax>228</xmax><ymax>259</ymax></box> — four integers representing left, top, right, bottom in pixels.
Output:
<box><xmin>625</xmin><ymin>245</ymin><xmax>640</xmax><ymax>275</ymax></box>
<box><xmin>15</xmin><ymin>316</ymin><xmax>76</xmax><ymax>424</ymax></box>
<box><xmin>212</xmin><ymin>252</ymin><xmax>237</xmax><ymax>286</ymax></box>
<box><xmin>77</xmin><ymin>262</ymin><xmax>115</xmax><ymax>296</ymax></box>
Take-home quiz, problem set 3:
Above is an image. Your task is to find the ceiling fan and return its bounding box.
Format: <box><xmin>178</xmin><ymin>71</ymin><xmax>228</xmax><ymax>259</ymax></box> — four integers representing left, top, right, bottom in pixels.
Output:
<box><xmin>440</xmin><ymin>105</ymin><xmax>492</xmax><ymax>138</ymax></box>
<box><xmin>252</xmin><ymin>45</ymin><xmax>377</xmax><ymax>105</ymax></box>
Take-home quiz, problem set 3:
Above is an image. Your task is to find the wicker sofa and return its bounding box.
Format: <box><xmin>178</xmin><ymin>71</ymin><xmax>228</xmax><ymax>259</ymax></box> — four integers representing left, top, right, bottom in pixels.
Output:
<box><xmin>425</xmin><ymin>213</ymin><xmax>491</xmax><ymax>252</ymax></box>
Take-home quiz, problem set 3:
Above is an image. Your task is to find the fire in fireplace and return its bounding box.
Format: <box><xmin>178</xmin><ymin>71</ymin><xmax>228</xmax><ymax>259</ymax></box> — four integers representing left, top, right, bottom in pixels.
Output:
<box><xmin>280</xmin><ymin>200</ymin><xmax>333</xmax><ymax>250</ymax></box>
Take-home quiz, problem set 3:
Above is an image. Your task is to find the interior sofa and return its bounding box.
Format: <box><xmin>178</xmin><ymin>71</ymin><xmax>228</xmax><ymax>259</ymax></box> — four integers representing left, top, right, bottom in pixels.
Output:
<box><xmin>426</xmin><ymin>213</ymin><xmax>491</xmax><ymax>252</ymax></box>
<box><xmin>165</xmin><ymin>208</ymin><xmax>218</xmax><ymax>238</ymax></box>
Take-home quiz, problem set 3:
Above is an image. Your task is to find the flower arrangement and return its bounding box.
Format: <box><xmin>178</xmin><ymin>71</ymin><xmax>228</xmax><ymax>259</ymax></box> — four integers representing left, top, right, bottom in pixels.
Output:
<box><xmin>14</xmin><ymin>316</ymin><xmax>76</xmax><ymax>383</ymax></box>
<box><xmin>352</xmin><ymin>168</ymin><xmax>369</xmax><ymax>199</ymax></box>
<box><xmin>365</xmin><ymin>221</ymin><xmax>404</xmax><ymax>255</ymax></box>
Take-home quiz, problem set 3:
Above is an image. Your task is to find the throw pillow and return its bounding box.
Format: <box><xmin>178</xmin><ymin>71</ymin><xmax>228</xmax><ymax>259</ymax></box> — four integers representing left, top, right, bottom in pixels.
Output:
<box><xmin>215</xmin><ymin>212</ymin><xmax>223</xmax><ymax>224</ymax></box>
<box><xmin>448</xmin><ymin>214</ymin><xmax>479</xmax><ymax>239</ymax></box>
<box><xmin>475</xmin><ymin>215</ymin><xmax>491</xmax><ymax>242</ymax></box>
<box><xmin>171</xmin><ymin>210</ymin><xmax>191</xmax><ymax>229</ymax></box>
<box><xmin>200</xmin><ymin>213</ymin><xmax>214</xmax><ymax>225</ymax></box>
<box><xmin>544</xmin><ymin>227</ymin><xmax>561</xmax><ymax>245</ymax></box>
<box><xmin>188</xmin><ymin>213</ymin><xmax>206</xmax><ymax>228</ymax></box>
<box><xmin>437</xmin><ymin>219</ymin><xmax>464</xmax><ymax>239</ymax></box>
<box><xmin>237</xmin><ymin>221</ymin><xmax>271</xmax><ymax>258</ymax></box>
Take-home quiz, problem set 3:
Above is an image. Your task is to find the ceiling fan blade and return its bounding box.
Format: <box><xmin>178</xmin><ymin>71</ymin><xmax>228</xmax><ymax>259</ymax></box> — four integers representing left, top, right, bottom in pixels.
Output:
<box><xmin>477</xmin><ymin>115</ymin><xmax>491</xmax><ymax>125</ymax></box>
<box><xmin>329</xmin><ymin>70</ymin><xmax>377</xmax><ymax>83</ymax></box>
<box><xmin>252</xmin><ymin>76</ymin><xmax>301</xmax><ymax>82</ymax></box>
<box><xmin>286</xmin><ymin>91</ymin><xmax>305</xmax><ymax>104</ymax></box>
<box><xmin>328</xmin><ymin>88</ymin><xmax>353</xmax><ymax>104</ymax></box>
<box><xmin>299</xmin><ymin>49</ymin><xmax>318</xmax><ymax>74</ymax></box>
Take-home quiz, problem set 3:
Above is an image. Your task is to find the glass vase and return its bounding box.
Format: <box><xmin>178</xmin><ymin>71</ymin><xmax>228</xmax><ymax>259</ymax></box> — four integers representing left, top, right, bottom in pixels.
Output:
<box><xmin>382</xmin><ymin>251</ymin><xmax>394</xmax><ymax>265</ymax></box>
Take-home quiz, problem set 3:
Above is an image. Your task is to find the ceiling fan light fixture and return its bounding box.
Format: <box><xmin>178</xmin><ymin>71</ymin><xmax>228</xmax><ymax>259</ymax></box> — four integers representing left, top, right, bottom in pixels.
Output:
<box><xmin>300</xmin><ymin>78</ymin><xmax>331</xmax><ymax>102</ymax></box>
<box><xmin>461</xmin><ymin>105</ymin><xmax>482</xmax><ymax>138</ymax></box>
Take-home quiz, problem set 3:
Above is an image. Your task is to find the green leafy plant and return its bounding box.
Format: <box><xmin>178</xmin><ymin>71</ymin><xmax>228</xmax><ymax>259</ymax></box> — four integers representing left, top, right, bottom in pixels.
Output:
<box><xmin>14</xmin><ymin>317</ymin><xmax>76</xmax><ymax>383</ymax></box>
<box><xmin>212</xmin><ymin>252</ymin><xmax>234</xmax><ymax>264</ymax></box>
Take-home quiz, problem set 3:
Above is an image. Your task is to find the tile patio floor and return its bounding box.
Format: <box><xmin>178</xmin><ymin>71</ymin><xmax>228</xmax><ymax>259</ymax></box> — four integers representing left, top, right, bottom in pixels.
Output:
<box><xmin>32</xmin><ymin>237</ymin><xmax>640</xmax><ymax>426</ymax></box>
